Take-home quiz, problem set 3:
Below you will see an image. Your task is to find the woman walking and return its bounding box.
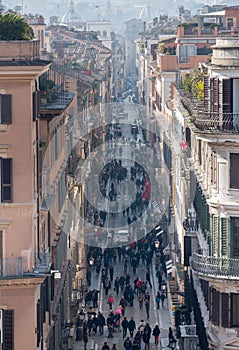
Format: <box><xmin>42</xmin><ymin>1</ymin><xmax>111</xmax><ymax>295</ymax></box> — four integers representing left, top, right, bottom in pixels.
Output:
<box><xmin>108</xmin><ymin>295</ymin><xmax>114</xmax><ymax>310</ymax></box>
<box><xmin>152</xmin><ymin>324</ymin><xmax>160</xmax><ymax>345</ymax></box>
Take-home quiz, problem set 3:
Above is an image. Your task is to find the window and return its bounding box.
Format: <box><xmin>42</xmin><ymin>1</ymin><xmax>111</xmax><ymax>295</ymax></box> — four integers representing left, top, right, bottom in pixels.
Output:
<box><xmin>211</xmin><ymin>151</ymin><xmax>217</xmax><ymax>186</ymax></box>
<box><xmin>32</xmin><ymin>91</ymin><xmax>39</xmax><ymax>121</ymax></box>
<box><xmin>212</xmin><ymin>215</ymin><xmax>219</xmax><ymax>256</ymax></box>
<box><xmin>58</xmin><ymin>172</ymin><xmax>66</xmax><ymax>213</ymax></box>
<box><xmin>221</xmin><ymin>293</ymin><xmax>229</xmax><ymax>328</ymax></box>
<box><xmin>212</xmin><ymin>288</ymin><xmax>220</xmax><ymax>326</ymax></box>
<box><xmin>231</xmin><ymin>294</ymin><xmax>239</xmax><ymax>327</ymax></box>
<box><xmin>0</xmin><ymin>158</ymin><xmax>12</xmax><ymax>202</ymax></box>
<box><xmin>0</xmin><ymin>95</ymin><xmax>12</xmax><ymax>124</ymax></box>
<box><xmin>231</xmin><ymin>217</ymin><xmax>239</xmax><ymax>257</ymax></box>
<box><xmin>230</xmin><ymin>153</ymin><xmax>239</xmax><ymax>189</ymax></box>
<box><xmin>221</xmin><ymin>218</ymin><xmax>228</xmax><ymax>257</ymax></box>
<box><xmin>198</xmin><ymin>140</ymin><xmax>202</xmax><ymax>165</ymax></box>
<box><xmin>2</xmin><ymin>309</ymin><xmax>14</xmax><ymax>350</ymax></box>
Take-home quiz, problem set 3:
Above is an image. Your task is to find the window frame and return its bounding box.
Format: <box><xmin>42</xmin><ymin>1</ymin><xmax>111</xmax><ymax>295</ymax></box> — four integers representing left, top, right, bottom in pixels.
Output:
<box><xmin>231</xmin><ymin>293</ymin><xmax>239</xmax><ymax>327</ymax></box>
<box><xmin>230</xmin><ymin>153</ymin><xmax>239</xmax><ymax>189</ymax></box>
<box><xmin>0</xmin><ymin>158</ymin><xmax>12</xmax><ymax>203</ymax></box>
<box><xmin>0</xmin><ymin>94</ymin><xmax>12</xmax><ymax>124</ymax></box>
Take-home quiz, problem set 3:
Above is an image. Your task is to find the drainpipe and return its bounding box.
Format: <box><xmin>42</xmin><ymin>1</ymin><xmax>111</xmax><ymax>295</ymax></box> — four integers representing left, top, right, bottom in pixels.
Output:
<box><xmin>35</xmin><ymin>79</ymin><xmax>41</xmax><ymax>262</ymax></box>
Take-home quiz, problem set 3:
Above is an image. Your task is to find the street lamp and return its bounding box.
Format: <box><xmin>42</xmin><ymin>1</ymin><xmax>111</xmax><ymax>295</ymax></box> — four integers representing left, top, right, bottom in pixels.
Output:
<box><xmin>169</xmin><ymin>337</ymin><xmax>177</xmax><ymax>349</ymax></box>
<box><xmin>76</xmin><ymin>308</ymin><xmax>86</xmax><ymax>341</ymax></box>
<box><xmin>154</xmin><ymin>240</ymin><xmax>160</xmax><ymax>250</ymax></box>
<box><xmin>161</xmin><ymin>281</ymin><xmax>167</xmax><ymax>297</ymax></box>
<box><xmin>89</xmin><ymin>256</ymin><xmax>94</xmax><ymax>266</ymax></box>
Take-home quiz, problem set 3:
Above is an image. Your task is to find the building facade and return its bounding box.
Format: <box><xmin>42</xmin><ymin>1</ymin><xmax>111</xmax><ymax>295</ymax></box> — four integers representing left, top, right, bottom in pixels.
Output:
<box><xmin>0</xmin><ymin>40</ymin><xmax>51</xmax><ymax>350</ymax></box>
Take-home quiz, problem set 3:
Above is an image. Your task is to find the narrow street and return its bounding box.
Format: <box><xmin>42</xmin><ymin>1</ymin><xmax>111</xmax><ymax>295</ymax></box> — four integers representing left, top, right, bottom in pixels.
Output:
<box><xmin>73</xmin><ymin>252</ymin><xmax>172</xmax><ymax>350</ymax></box>
<box><xmin>73</xmin><ymin>102</ymin><xmax>173</xmax><ymax>350</ymax></box>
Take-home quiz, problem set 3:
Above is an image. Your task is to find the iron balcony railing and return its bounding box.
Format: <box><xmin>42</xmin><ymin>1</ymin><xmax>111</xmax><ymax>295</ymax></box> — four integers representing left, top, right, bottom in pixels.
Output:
<box><xmin>191</xmin><ymin>252</ymin><xmax>239</xmax><ymax>279</ymax></box>
<box><xmin>0</xmin><ymin>258</ymin><xmax>23</xmax><ymax>277</ymax></box>
<box><xmin>192</xmin><ymin>112</ymin><xmax>239</xmax><ymax>133</ymax></box>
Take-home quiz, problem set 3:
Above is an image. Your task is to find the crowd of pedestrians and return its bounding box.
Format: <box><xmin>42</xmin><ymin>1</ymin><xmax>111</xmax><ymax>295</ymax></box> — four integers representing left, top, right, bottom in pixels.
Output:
<box><xmin>75</xmin><ymin>115</ymin><xmax>173</xmax><ymax>349</ymax></box>
<box><xmin>83</xmin><ymin>120</ymin><xmax>156</xmax><ymax>243</ymax></box>
<box><xmin>77</xmin><ymin>237</ymin><xmax>170</xmax><ymax>350</ymax></box>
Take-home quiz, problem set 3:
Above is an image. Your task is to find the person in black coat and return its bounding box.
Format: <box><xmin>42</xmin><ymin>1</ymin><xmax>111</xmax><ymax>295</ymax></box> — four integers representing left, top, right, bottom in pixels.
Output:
<box><xmin>142</xmin><ymin>323</ymin><xmax>151</xmax><ymax>350</ymax></box>
<box><xmin>114</xmin><ymin>276</ymin><xmax>120</xmax><ymax>295</ymax></box>
<box><xmin>145</xmin><ymin>269</ymin><xmax>152</xmax><ymax>288</ymax></box>
<box><xmin>83</xmin><ymin>332</ymin><xmax>88</xmax><ymax>350</ymax></box>
<box><xmin>152</xmin><ymin>324</ymin><xmax>160</xmax><ymax>345</ymax></box>
<box><xmin>128</xmin><ymin>317</ymin><xmax>136</xmax><ymax>337</ymax></box>
<box><xmin>132</xmin><ymin>340</ymin><xmax>140</xmax><ymax>350</ymax></box>
<box><xmin>98</xmin><ymin>312</ymin><xmax>106</xmax><ymax>336</ymax></box>
<box><xmin>102</xmin><ymin>341</ymin><xmax>110</xmax><ymax>350</ymax></box>
<box><xmin>167</xmin><ymin>327</ymin><xmax>174</xmax><ymax>346</ymax></box>
<box><xmin>87</xmin><ymin>318</ymin><xmax>93</xmax><ymax>336</ymax></box>
<box><xmin>122</xmin><ymin>317</ymin><xmax>129</xmax><ymax>338</ymax></box>
<box><xmin>104</xmin><ymin>277</ymin><xmax>111</xmax><ymax>296</ymax></box>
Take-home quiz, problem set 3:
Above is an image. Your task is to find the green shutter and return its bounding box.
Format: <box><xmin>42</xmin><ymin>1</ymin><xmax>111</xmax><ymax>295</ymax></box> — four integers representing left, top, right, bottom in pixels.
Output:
<box><xmin>212</xmin><ymin>215</ymin><xmax>219</xmax><ymax>257</ymax></box>
<box><xmin>221</xmin><ymin>218</ymin><xmax>228</xmax><ymax>257</ymax></box>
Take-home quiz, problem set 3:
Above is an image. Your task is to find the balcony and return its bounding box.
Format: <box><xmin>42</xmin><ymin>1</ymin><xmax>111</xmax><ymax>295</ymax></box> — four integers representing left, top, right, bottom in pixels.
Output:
<box><xmin>181</xmin><ymin>93</ymin><xmax>239</xmax><ymax>133</ymax></box>
<box><xmin>192</xmin><ymin>112</ymin><xmax>239</xmax><ymax>133</ymax></box>
<box><xmin>191</xmin><ymin>252</ymin><xmax>239</xmax><ymax>280</ymax></box>
<box><xmin>0</xmin><ymin>258</ymin><xmax>23</xmax><ymax>277</ymax></box>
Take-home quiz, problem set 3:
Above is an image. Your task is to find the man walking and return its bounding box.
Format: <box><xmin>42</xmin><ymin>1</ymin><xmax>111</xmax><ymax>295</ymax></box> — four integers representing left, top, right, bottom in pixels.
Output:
<box><xmin>146</xmin><ymin>269</ymin><xmax>152</xmax><ymax>288</ymax></box>
<box><xmin>128</xmin><ymin>317</ymin><xmax>136</xmax><ymax>338</ymax></box>
<box><xmin>98</xmin><ymin>312</ymin><xmax>105</xmax><ymax>336</ymax></box>
<box><xmin>145</xmin><ymin>299</ymin><xmax>150</xmax><ymax>319</ymax></box>
<box><xmin>124</xmin><ymin>337</ymin><xmax>132</xmax><ymax>350</ymax></box>
<box><xmin>122</xmin><ymin>316</ymin><xmax>129</xmax><ymax>338</ymax></box>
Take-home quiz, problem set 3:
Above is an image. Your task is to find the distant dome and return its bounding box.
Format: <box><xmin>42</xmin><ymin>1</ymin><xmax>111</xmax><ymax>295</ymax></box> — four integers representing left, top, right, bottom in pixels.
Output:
<box><xmin>61</xmin><ymin>0</ymin><xmax>82</xmax><ymax>27</ymax></box>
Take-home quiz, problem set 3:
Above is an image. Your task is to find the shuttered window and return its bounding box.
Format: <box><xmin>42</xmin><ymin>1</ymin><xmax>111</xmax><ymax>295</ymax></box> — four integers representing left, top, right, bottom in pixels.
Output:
<box><xmin>213</xmin><ymin>78</ymin><xmax>219</xmax><ymax>113</ymax></box>
<box><xmin>210</xmin><ymin>77</ymin><xmax>214</xmax><ymax>113</ymax></box>
<box><xmin>0</xmin><ymin>158</ymin><xmax>12</xmax><ymax>203</ymax></box>
<box><xmin>0</xmin><ymin>95</ymin><xmax>12</xmax><ymax>124</ymax></box>
<box><xmin>222</xmin><ymin>79</ymin><xmax>232</xmax><ymax>113</ymax></box>
<box><xmin>221</xmin><ymin>218</ymin><xmax>229</xmax><ymax>257</ymax></box>
<box><xmin>204</xmin><ymin>75</ymin><xmax>210</xmax><ymax>111</ymax></box>
<box><xmin>221</xmin><ymin>293</ymin><xmax>229</xmax><ymax>328</ymax></box>
<box><xmin>3</xmin><ymin>310</ymin><xmax>14</xmax><ymax>350</ymax></box>
<box><xmin>212</xmin><ymin>215</ymin><xmax>219</xmax><ymax>256</ymax></box>
<box><xmin>219</xmin><ymin>79</ymin><xmax>223</xmax><ymax>112</ymax></box>
<box><xmin>230</xmin><ymin>153</ymin><xmax>239</xmax><ymax>189</ymax></box>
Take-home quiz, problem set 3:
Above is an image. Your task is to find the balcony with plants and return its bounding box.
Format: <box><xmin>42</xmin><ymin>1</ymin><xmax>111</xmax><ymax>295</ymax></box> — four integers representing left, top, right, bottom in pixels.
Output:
<box><xmin>39</xmin><ymin>70</ymin><xmax>74</xmax><ymax>112</ymax></box>
<box><xmin>179</xmin><ymin>69</ymin><xmax>239</xmax><ymax>133</ymax></box>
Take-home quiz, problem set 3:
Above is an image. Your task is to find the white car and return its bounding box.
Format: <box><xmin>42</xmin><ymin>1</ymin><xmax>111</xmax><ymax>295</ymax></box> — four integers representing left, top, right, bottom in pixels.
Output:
<box><xmin>114</xmin><ymin>230</ymin><xmax>129</xmax><ymax>244</ymax></box>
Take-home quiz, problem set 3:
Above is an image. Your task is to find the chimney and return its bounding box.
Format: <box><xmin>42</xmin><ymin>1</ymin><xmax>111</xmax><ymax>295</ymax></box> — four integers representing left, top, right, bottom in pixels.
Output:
<box><xmin>177</xmin><ymin>26</ymin><xmax>185</xmax><ymax>37</ymax></box>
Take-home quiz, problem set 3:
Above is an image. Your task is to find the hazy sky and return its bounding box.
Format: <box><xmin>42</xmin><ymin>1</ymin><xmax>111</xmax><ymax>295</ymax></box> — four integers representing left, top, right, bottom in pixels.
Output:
<box><xmin>4</xmin><ymin>0</ymin><xmax>235</xmax><ymax>24</ymax></box>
